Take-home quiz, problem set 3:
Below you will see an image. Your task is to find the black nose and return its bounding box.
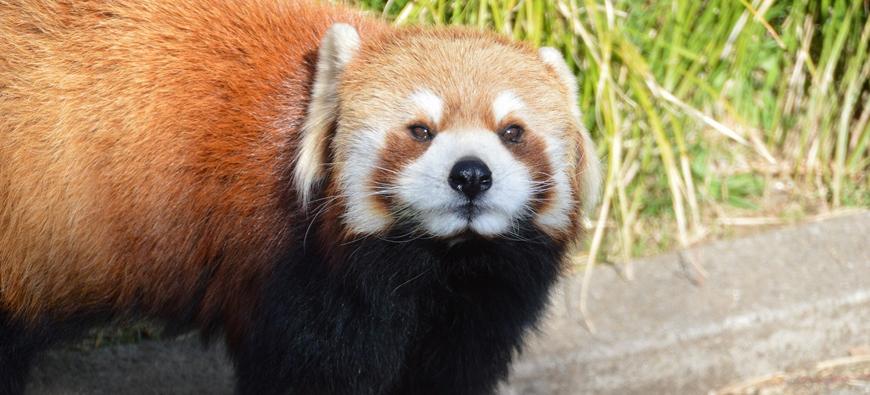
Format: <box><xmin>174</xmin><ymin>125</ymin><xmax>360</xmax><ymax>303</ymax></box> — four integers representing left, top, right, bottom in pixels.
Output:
<box><xmin>448</xmin><ymin>157</ymin><xmax>492</xmax><ymax>199</ymax></box>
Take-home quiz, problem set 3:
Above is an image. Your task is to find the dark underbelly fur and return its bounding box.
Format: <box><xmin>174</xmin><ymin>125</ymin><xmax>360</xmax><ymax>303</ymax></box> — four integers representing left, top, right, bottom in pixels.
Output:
<box><xmin>233</xmin><ymin>223</ymin><xmax>565</xmax><ymax>395</ymax></box>
<box><xmin>0</xmin><ymin>224</ymin><xmax>565</xmax><ymax>395</ymax></box>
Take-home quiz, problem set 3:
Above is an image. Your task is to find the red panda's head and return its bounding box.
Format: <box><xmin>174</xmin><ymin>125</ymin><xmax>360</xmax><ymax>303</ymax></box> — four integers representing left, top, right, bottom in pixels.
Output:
<box><xmin>295</xmin><ymin>24</ymin><xmax>600</xmax><ymax>244</ymax></box>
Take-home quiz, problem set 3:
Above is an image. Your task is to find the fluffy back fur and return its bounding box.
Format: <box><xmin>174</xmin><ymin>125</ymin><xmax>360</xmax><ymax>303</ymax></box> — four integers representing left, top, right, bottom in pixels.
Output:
<box><xmin>0</xmin><ymin>0</ymin><xmax>379</xmax><ymax>323</ymax></box>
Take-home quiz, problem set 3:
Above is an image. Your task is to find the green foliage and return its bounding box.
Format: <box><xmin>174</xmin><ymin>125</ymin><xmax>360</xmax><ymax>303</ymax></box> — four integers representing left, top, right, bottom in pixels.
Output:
<box><xmin>353</xmin><ymin>0</ymin><xmax>870</xmax><ymax>261</ymax></box>
<box><xmin>710</xmin><ymin>174</ymin><xmax>766</xmax><ymax>210</ymax></box>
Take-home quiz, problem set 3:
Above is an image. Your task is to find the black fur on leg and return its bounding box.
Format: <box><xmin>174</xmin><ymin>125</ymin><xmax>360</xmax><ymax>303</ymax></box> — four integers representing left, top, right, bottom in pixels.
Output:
<box><xmin>389</xmin><ymin>231</ymin><xmax>564</xmax><ymax>395</ymax></box>
<box><xmin>230</xmin><ymin>232</ymin><xmax>421</xmax><ymax>395</ymax></box>
<box><xmin>0</xmin><ymin>313</ymin><xmax>37</xmax><ymax>395</ymax></box>
<box><xmin>230</xmin><ymin>221</ymin><xmax>565</xmax><ymax>395</ymax></box>
<box><xmin>0</xmin><ymin>310</ymin><xmax>111</xmax><ymax>395</ymax></box>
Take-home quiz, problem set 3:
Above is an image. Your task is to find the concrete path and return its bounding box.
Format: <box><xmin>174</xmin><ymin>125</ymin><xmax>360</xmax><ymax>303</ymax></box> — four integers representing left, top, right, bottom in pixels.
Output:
<box><xmin>29</xmin><ymin>338</ymin><xmax>232</xmax><ymax>395</ymax></box>
<box><xmin>26</xmin><ymin>212</ymin><xmax>870</xmax><ymax>394</ymax></box>
<box><xmin>501</xmin><ymin>211</ymin><xmax>870</xmax><ymax>394</ymax></box>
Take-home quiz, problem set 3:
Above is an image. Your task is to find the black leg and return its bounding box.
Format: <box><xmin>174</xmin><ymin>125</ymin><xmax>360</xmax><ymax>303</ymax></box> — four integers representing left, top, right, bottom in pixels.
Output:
<box><xmin>391</xmin><ymin>296</ymin><xmax>530</xmax><ymax>394</ymax></box>
<box><xmin>231</xmin><ymin>296</ymin><xmax>415</xmax><ymax>395</ymax></box>
<box><xmin>228</xmin><ymin>255</ymin><xmax>418</xmax><ymax>395</ymax></box>
<box><xmin>0</xmin><ymin>314</ymin><xmax>37</xmax><ymax>395</ymax></box>
<box><xmin>228</xmin><ymin>222</ymin><xmax>563</xmax><ymax>395</ymax></box>
<box><xmin>391</xmin><ymin>261</ymin><xmax>560</xmax><ymax>395</ymax></box>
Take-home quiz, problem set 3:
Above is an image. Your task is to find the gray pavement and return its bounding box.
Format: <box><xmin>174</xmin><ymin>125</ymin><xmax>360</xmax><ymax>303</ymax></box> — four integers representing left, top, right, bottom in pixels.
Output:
<box><xmin>26</xmin><ymin>212</ymin><xmax>870</xmax><ymax>394</ymax></box>
<box><xmin>502</xmin><ymin>211</ymin><xmax>870</xmax><ymax>394</ymax></box>
<box><xmin>28</xmin><ymin>338</ymin><xmax>233</xmax><ymax>394</ymax></box>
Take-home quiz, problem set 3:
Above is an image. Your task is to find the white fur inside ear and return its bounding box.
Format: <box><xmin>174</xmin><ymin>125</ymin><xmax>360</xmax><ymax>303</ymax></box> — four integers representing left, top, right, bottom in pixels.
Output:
<box><xmin>294</xmin><ymin>23</ymin><xmax>361</xmax><ymax>208</ymax></box>
<box><xmin>539</xmin><ymin>47</ymin><xmax>581</xmax><ymax>120</ymax></box>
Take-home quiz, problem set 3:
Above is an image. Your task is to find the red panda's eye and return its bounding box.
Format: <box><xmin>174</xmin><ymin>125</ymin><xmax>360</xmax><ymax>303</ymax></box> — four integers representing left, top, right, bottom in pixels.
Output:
<box><xmin>500</xmin><ymin>124</ymin><xmax>524</xmax><ymax>144</ymax></box>
<box><xmin>408</xmin><ymin>125</ymin><xmax>433</xmax><ymax>142</ymax></box>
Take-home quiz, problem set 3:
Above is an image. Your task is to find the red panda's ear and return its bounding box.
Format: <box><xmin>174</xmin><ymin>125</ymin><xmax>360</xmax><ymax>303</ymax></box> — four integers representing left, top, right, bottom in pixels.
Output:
<box><xmin>538</xmin><ymin>47</ymin><xmax>581</xmax><ymax>121</ymax></box>
<box><xmin>295</xmin><ymin>23</ymin><xmax>361</xmax><ymax>209</ymax></box>
<box><xmin>538</xmin><ymin>47</ymin><xmax>601</xmax><ymax>220</ymax></box>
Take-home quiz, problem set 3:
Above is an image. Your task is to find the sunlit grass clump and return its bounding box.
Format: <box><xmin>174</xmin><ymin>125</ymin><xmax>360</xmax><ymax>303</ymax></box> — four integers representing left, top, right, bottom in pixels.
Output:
<box><xmin>355</xmin><ymin>0</ymin><xmax>870</xmax><ymax>267</ymax></box>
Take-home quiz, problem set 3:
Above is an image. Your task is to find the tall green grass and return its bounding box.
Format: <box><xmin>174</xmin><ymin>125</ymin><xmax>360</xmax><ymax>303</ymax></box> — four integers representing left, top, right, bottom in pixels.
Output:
<box><xmin>354</xmin><ymin>0</ymin><xmax>870</xmax><ymax>267</ymax></box>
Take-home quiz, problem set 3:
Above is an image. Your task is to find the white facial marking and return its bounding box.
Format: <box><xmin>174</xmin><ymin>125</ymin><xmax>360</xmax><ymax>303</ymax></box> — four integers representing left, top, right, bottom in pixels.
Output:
<box><xmin>492</xmin><ymin>91</ymin><xmax>526</xmax><ymax>124</ymax></box>
<box><xmin>534</xmin><ymin>133</ymin><xmax>574</xmax><ymax>231</ymax></box>
<box><xmin>408</xmin><ymin>89</ymin><xmax>444</xmax><ymax>124</ymax></box>
<box><xmin>340</xmin><ymin>125</ymin><xmax>392</xmax><ymax>234</ymax></box>
<box><xmin>396</xmin><ymin>130</ymin><xmax>533</xmax><ymax>237</ymax></box>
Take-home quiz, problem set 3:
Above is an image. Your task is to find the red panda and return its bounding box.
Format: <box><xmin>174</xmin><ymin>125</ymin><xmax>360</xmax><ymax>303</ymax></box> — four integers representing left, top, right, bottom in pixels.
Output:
<box><xmin>0</xmin><ymin>1</ymin><xmax>600</xmax><ymax>394</ymax></box>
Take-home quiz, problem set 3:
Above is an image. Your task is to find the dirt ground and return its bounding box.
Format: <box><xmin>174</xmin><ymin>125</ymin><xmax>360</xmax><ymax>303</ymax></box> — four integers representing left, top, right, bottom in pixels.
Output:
<box><xmin>714</xmin><ymin>354</ymin><xmax>870</xmax><ymax>395</ymax></box>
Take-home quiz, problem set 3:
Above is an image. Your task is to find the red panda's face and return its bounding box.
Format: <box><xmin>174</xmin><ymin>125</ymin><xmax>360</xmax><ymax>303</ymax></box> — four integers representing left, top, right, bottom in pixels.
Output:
<box><xmin>297</xmin><ymin>26</ymin><xmax>600</xmax><ymax>242</ymax></box>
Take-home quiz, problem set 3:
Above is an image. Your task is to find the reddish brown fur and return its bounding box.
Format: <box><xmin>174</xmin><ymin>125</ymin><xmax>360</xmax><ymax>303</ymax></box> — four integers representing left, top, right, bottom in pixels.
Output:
<box><xmin>369</xmin><ymin>130</ymin><xmax>429</xmax><ymax>214</ymax></box>
<box><xmin>0</xmin><ymin>0</ymin><xmax>384</xmax><ymax>324</ymax></box>
<box><xmin>0</xmin><ymin>0</ymin><xmax>589</xmax><ymax>333</ymax></box>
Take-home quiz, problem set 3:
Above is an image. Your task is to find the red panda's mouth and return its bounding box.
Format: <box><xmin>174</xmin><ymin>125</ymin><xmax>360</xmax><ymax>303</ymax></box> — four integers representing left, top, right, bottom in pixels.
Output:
<box><xmin>409</xmin><ymin>202</ymin><xmax>522</xmax><ymax>240</ymax></box>
<box><xmin>457</xmin><ymin>202</ymin><xmax>482</xmax><ymax>220</ymax></box>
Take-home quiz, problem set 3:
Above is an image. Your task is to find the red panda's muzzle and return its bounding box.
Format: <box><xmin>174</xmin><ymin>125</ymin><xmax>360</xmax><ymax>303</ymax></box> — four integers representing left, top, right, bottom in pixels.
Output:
<box><xmin>447</xmin><ymin>157</ymin><xmax>493</xmax><ymax>200</ymax></box>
